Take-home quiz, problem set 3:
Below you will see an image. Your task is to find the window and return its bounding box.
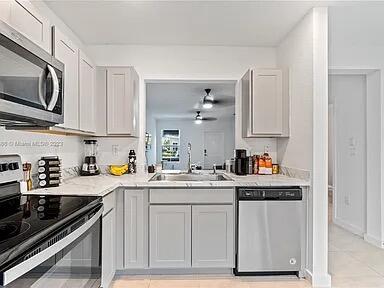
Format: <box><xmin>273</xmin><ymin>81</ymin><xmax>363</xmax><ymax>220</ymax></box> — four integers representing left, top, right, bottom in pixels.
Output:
<box><xmin>161</xmin><ymin>129</ymin><xmax>180</xmax><ymax>162</ymax></box>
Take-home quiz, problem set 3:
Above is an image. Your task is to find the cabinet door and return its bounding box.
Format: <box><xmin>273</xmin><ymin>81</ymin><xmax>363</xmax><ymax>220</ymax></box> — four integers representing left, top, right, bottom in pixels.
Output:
<box><xmin>251</xmin><ymin>69</ymin><xmax>283</xmax><ymax>135</ymax></box>
<box><xmin>0</xmin><ymin>1</ymin><xmax>51</xmax><ymax>52</ymax></box>
<box><xmin>102</xmin><ymin>208</ymin><xmax>116</xmax><ymax>288</ymax></box>
<box><xmin>150</xmin><ymin>205</ymin><xmax>191</xmax><ymax>268</ymax></box>
<box><xmin>106</xmin><ymin>68</ymin><xmax>133</xmax><ymax>135</ymax></box>
<box><xmin>124</xmin><ymin>189</ymin><xmax>148</xmax><ymax>268</ymax></box>
<box><xmin>79</xmin><ymin>50</ymin><xmax>96</xmax><ymax>133</ymax></box>
<box><xmin>192</xmin><ymin>205</ymin><xmax>234</xmax><ymax>268</ymax></box>
<box><xmin>53</xmin><ymin>26</ymin><xmax>79</xmax><ymax>130</ymax></box>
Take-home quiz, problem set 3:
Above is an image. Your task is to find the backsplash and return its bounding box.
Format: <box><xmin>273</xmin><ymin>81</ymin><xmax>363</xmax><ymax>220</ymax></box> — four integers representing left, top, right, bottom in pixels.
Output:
<box><xmin>280</xmin><ymin>166</ymin><xmax>311</xmax><ymax>181</ymax></box>
<box><xmin>0</xmin><ymin>127</ymin><xmax>84</xmax><ymax>175</ymax></box>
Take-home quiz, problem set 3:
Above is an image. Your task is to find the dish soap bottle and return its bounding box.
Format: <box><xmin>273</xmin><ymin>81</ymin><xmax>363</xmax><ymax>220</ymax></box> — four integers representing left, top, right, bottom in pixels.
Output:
<box><xmin>128</xmin><ymin>150</ymin><xmax>137</xmax><ymax>174</ymax></box>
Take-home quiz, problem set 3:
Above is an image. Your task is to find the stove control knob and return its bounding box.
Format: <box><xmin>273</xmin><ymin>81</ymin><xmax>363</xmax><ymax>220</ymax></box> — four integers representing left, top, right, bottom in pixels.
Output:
<box><xmin>0</xmin><ymin>163</ymin><xmax>8</xmax><ymax>172</ymax></box>
<box><xmin>8</xmin><ymin>162</ymin><xmax>19</xmax><ymax>171</ymax></box>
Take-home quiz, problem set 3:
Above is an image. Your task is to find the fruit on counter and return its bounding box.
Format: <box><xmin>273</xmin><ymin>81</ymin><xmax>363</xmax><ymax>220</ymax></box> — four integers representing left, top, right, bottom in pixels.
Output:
<box><xmin>109</xmin><ymin>164</ymin><xmax>129</xmax><ymax>176</ymax></box>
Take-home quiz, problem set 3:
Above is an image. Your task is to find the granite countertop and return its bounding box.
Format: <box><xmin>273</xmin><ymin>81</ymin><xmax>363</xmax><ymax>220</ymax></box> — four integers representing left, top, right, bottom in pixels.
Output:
<box><xmin>24</xmin><ymin>171</ymin><xmax>310</xmax><ymax>197</ymax></box>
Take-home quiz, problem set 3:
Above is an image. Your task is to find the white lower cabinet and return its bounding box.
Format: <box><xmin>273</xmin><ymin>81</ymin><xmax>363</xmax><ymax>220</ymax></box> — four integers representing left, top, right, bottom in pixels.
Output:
<box><xmin>149</xmin><ymin>205</ymin><xmax>192</xmax><ymax>268</ymax></box>
<box><xmin>149</xmin><ymin>204</ymin><xmax>234</xmax><ymax>269</ymax></box>
<box><xmin>124</xmin><ymin>189</ymin><xmax>148</xmax><ymax>268</ymax></box>
<box><xmin>192</xmin><ymin>205</ymin><xmax>234</xmax><ymax>268</ymax></box>
<box><xmin>102</xmin><ymin>193</ymin><xmax>116</xmax><ymax>288</ymax></box>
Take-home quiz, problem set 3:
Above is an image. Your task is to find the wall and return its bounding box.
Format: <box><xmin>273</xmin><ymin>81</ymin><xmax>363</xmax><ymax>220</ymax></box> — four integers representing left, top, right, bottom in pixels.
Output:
<box><xmin>0</xmin><ymin>128</ymin><xmax>83</xmax><ymax>173</ymax></box>
<box><xmin>276</xmin><ymin>11</ymin><xmax>314</xmax><ymax>172</ymax></box>
<box><xmin>329</xmin><ymin>75</ymin><xmax>367</xmax><ymax>235</ymax></box>
<box><xmin>150</xmin><ymin>118</ymin><xmax>235</xmax><ymax>170</ymax></box>
<box><xmin>88</xmin><ymin>44</ymin><xmax>278</xmax><ymax>167</ymax></box>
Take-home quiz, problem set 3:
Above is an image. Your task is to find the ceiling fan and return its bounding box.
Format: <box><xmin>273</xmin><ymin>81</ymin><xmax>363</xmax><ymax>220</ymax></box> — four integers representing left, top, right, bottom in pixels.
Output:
<box><xmin>194</xmin><ymin>111</ymin><xmax>217</xmax><ymax>124</ymax></box>
<box><xmin>197</xmin><ymin>88</ymin><xmax>235</xmax><ymax>110</ymax></box>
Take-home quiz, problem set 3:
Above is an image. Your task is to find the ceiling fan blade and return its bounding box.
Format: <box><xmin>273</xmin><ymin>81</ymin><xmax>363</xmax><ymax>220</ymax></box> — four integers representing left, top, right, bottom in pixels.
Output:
<box><xmin>202</xmin><ymin>117</ymin><xmax>217</xmax><ymax>121</ymax></box>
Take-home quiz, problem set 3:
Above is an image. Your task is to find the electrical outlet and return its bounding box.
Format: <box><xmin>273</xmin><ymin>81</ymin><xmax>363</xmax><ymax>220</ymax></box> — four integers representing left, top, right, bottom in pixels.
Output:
<box><xmin>112</xmin><ymin>145</ymin><xmax>119</xmax><ymax>156</ymax></box>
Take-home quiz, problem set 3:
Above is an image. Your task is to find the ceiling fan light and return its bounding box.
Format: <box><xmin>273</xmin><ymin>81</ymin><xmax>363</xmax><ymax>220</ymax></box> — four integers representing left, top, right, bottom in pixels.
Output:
<box><xmin>194</xmin><ymin>119</ymin><xmax>202</xmax><ymax>125</ymax></box>
<box><xmin>202</xmin><ymin>98</ymin><xmax>213</xmax><ymax>109</ymax></box>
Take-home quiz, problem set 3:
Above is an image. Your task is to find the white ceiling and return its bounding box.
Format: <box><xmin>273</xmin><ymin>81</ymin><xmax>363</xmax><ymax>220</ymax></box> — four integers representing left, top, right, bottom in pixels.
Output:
<box><xmin>146</xmin><ymin>81</ymin><xmax>236</xmax><ymax>121</ymax></box>
<box><xmin>44</xmin><ymin>1</ymin><xmax>320</xmax><ymax>46</ymax></box>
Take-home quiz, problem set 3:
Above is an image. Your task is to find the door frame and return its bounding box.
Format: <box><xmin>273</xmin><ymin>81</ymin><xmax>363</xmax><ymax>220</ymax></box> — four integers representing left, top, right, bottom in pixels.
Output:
<box><xmin>329</xmin><ymin>67</ymin><xmax>381</xmax><ymax>244</ymax></box>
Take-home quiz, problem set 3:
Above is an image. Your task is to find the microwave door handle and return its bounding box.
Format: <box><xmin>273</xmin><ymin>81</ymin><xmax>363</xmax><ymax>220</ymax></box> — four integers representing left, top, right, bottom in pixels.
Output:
<box><xmin>38</xmin><ymin>69</ymin><xmax>47</xmax><ymax>109</ymax></box>
<box><xmin>46</xmin><ymin>65</ymin><xmax>60</xmax><ymax>111</ymax></box>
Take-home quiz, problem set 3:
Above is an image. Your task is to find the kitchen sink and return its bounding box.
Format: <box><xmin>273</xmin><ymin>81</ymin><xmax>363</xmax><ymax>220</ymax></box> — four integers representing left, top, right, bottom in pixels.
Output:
<box><xmin>149</xmin><ymin>173</ymin><xmax>232</xmax><ymax>182</ymax></box>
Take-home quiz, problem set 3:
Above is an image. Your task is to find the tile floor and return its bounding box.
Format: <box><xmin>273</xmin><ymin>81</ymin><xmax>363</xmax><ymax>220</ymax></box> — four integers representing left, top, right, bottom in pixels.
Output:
<box><xmin>112</xmin><ymin>223</ymin><xmax>384</xmax><ymax>288</ymax></box>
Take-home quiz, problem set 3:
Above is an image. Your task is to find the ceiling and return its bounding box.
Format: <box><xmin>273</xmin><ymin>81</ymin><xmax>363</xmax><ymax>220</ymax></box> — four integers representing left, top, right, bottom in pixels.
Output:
<box><xmin>44</xmin><ymin>1</ymin><xmax>321</xmax><ymax>46</ymax></box>
<box><xmin>146</xmin><ymin>81</ymin><xmax>236</xmax><ymax>121</ymax></box>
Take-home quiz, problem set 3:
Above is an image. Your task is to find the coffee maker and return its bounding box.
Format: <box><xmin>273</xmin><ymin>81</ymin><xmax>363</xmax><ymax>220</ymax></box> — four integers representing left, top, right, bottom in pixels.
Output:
<box><xmin>234</xmin><ymin>149</ymin><xmax>248</xmax><ymax>175</ymax></box>
<box><xmin>81</xmin><ymin>140</ymin><xmax>100</xmax><ymax>176</ymax></box>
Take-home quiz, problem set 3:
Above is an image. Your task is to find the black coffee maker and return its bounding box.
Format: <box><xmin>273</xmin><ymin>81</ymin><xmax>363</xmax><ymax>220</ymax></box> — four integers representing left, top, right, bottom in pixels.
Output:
<box><xmin>234</xmin><ymin>149</ymin><xmax>248</xmax><ymax>175</ymax></box>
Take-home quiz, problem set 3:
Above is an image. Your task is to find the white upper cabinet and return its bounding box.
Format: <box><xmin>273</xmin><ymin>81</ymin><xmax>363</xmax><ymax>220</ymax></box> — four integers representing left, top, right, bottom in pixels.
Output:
<box><xmin>241</xmin><ymin>69</ymin><xmax>289</xmax><ymax>137</ymax></box>
<box><xmin>0</xmin><ymin>0</ymin><xmax>51</xmax><ymax>52</ymax></box>
<box><xmin>79</xmin><ymin>51</ymin><xmax>96</xmax><ymax>133</ymax></box>
<box><xmin>106</xmin><ymin>67</ymin><xmax>139</xmax><ymax>136</ymax></box>
<box><xmin>53</xmin><ymin>26</ymin><xmax>79</xmax><ymax>130</ymax></box>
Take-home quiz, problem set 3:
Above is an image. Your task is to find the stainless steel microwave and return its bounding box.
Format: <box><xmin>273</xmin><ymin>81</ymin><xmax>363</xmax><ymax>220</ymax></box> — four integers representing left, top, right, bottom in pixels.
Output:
<box><xmin>0</xmin><ymin>20</ymin><xmax>64</xmax><ymax>128</ymax></box>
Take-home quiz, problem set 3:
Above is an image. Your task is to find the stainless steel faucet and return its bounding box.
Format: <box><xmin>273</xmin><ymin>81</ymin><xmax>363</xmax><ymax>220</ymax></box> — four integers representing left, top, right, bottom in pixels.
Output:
<box><xmin>187</xmin><ymin>143</ymin><xmax>192</xmax><ymax>173</ymax></box>
<box><xmin>213</xmin><ymin>164</ymin><xmax>217</xmax><ymax>174</ymax></box>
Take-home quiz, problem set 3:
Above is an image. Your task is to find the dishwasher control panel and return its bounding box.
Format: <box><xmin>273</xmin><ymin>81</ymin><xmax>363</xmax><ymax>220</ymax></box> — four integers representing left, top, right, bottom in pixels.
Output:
<box><xmin>238</xmin><ymin>187</ymin><xmax>302</xmax><ymax>201</ymax></box>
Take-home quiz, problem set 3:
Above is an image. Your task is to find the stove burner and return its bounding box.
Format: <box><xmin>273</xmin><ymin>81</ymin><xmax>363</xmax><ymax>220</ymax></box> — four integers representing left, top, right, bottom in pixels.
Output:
<box><xmin>0</xmin><ymin>221</ymin><xmax>31</xmax><ymax>242</ymax></box>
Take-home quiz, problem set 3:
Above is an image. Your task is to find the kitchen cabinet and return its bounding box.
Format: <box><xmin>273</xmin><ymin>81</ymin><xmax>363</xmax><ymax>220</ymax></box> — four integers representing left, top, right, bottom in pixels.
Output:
<box><xmin>148</xmin><ymin>188</ymin><xmax>235</xmax><ymax>270</ymax></box>
<box><xmin>79</xmin><ymin>50</ymin><xmax>96</xmax><ymax>133</ymax></box>
<box><xmin>149</xmin><ymin>205</ymin><xmax>192</xmax><ymax>268</ymax></box>
<box><xmin>241</xmin><ymin>68</ymin><xmax>289</xmax><ymax>137</ymax></box>
<box><xmin>192</xmin><ymin>205</ymin><xmax>234</xmax><ymax>268</ymax></box>
<box><xmin>106</xmin><ymin>67</ymin><xmax>139</xmax><ymax>136</ymax></box>
<box><xmin>124</xmin><ymin>189</ymin><xmax>148</xmax><ymax>268</ymax></box>
<box><xmin>53</xmin><ymin>26</ymin><xmax>79</xmax><ymax>131</ymax></box>
<box><xmin>102</xmin><ymin>192</ymin><xmax>116</xmax><ymax>288</ymax></box>
<box><xmin>0</xmin><ymin>0</ymin><xmax>51</xmax><ymax>52</ymax></box>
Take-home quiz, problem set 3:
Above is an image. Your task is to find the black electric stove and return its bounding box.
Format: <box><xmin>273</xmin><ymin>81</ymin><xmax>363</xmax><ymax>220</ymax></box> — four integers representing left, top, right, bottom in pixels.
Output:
<box><xmin>0</xmin><ymin>155</ymin><xmax>102</xmax><ymax>277</ymax></box>
<box><xmin>0</xmin><ymin>193</ymin><xmax>101</xmax><ymax>268</ymax></box>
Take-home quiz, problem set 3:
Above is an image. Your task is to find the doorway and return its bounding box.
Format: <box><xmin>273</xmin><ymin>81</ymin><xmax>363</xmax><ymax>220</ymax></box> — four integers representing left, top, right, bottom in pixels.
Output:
<box><xmin>329</xmin><ymin>74</ymin><xmax>367</xmax><ymax>234</ymax></box>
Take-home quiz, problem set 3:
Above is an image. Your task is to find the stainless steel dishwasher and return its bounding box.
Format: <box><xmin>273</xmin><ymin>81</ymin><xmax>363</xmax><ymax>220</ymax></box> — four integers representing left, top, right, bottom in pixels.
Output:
<box><xmin>235</xmin><ymin>187</ymin><xmax>303</xmax><ymax>276</ymax></box>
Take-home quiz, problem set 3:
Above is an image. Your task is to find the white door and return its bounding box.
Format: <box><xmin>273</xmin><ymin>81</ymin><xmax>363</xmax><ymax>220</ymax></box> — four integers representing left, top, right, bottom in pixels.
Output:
<box><xmin>106</xmin><ymin>67</ymin><xmax>133</xmax><ymax>135</ymax></box>
<box><xmin>79</xmin><ymin>50</ymin><xmax>96</xmax><ymax>133</ymax></box>
<box><xmin>124</xmin><ymin>189</ymin><xmax>148</xmax><ymax>268</ymax></box>
<box><xmin>192</xmin><ymin>205</ymin><xmax>234</xmax><ymax>268</ymax></box>
<box><xmin>53</xmin><ymin>26</ymin><xmax>79</xmax><ymax>130</ymax></box>
<box><xmin>204</xmin><ymin>132</ymin><xmax>225</xmax><ymax>169</ymax></box>
<box><xmin>251</xmin><ymin>69</ymin><xmax>283</xmax><ymax>135</ymax></box>
<box><xmin>0</xmin><ymin>1</ymin><xmax>51</xmax><ymax>52</ymax></box>
<box><xmin>102</xmin><ymin>208</ymin><xmax>116</xmax><ymax>288</ymax></box>
<box><xmin>149</xmin><ymin>205</ymin><xmax>191</xmax><ymax>268</ymax></box>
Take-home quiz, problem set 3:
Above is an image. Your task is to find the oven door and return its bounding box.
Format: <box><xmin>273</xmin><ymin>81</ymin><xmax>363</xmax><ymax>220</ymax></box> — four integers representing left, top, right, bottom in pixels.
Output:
<box><xmin>1</xmin><ymin>206</ymin><xmax>102</xmax><ymax>288</ymax></box>
<box><xmin>0</xmin><ymin>20</ymin><xmax>64</xmax><ymax>126</ymax></box>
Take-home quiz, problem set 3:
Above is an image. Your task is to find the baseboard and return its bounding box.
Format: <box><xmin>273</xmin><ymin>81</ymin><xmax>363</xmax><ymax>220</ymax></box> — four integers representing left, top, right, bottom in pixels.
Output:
<box><xmin>116</xmin><ymin>268</ymin><xmax>233</xmax><ymax>276</ymax></box>
<box><xmin>333</xmin><ymin>217</ymin><xmax>364</xmax><ymax>236</ymax></box>
<box><xmin>364</xmin><ymin>233</ymin><xmax>384</xmax><ymax>249</ymax></box>
<box><xmin>312</xmin><ymin>272</ymin><xmax>332</xmax><ymax>288</ymax></box>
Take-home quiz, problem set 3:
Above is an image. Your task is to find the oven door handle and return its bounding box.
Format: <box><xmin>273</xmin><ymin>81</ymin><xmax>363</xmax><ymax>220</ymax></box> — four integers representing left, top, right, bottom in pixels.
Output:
<box><xmin>46</xmin><ymin>65</ymin><xmax>60</xmax><ymax>111</ymax></box>
<box><xmin>0</xmin><ymin>206</ymin><xmax>103</xmax><ymax>286</ymax></box>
